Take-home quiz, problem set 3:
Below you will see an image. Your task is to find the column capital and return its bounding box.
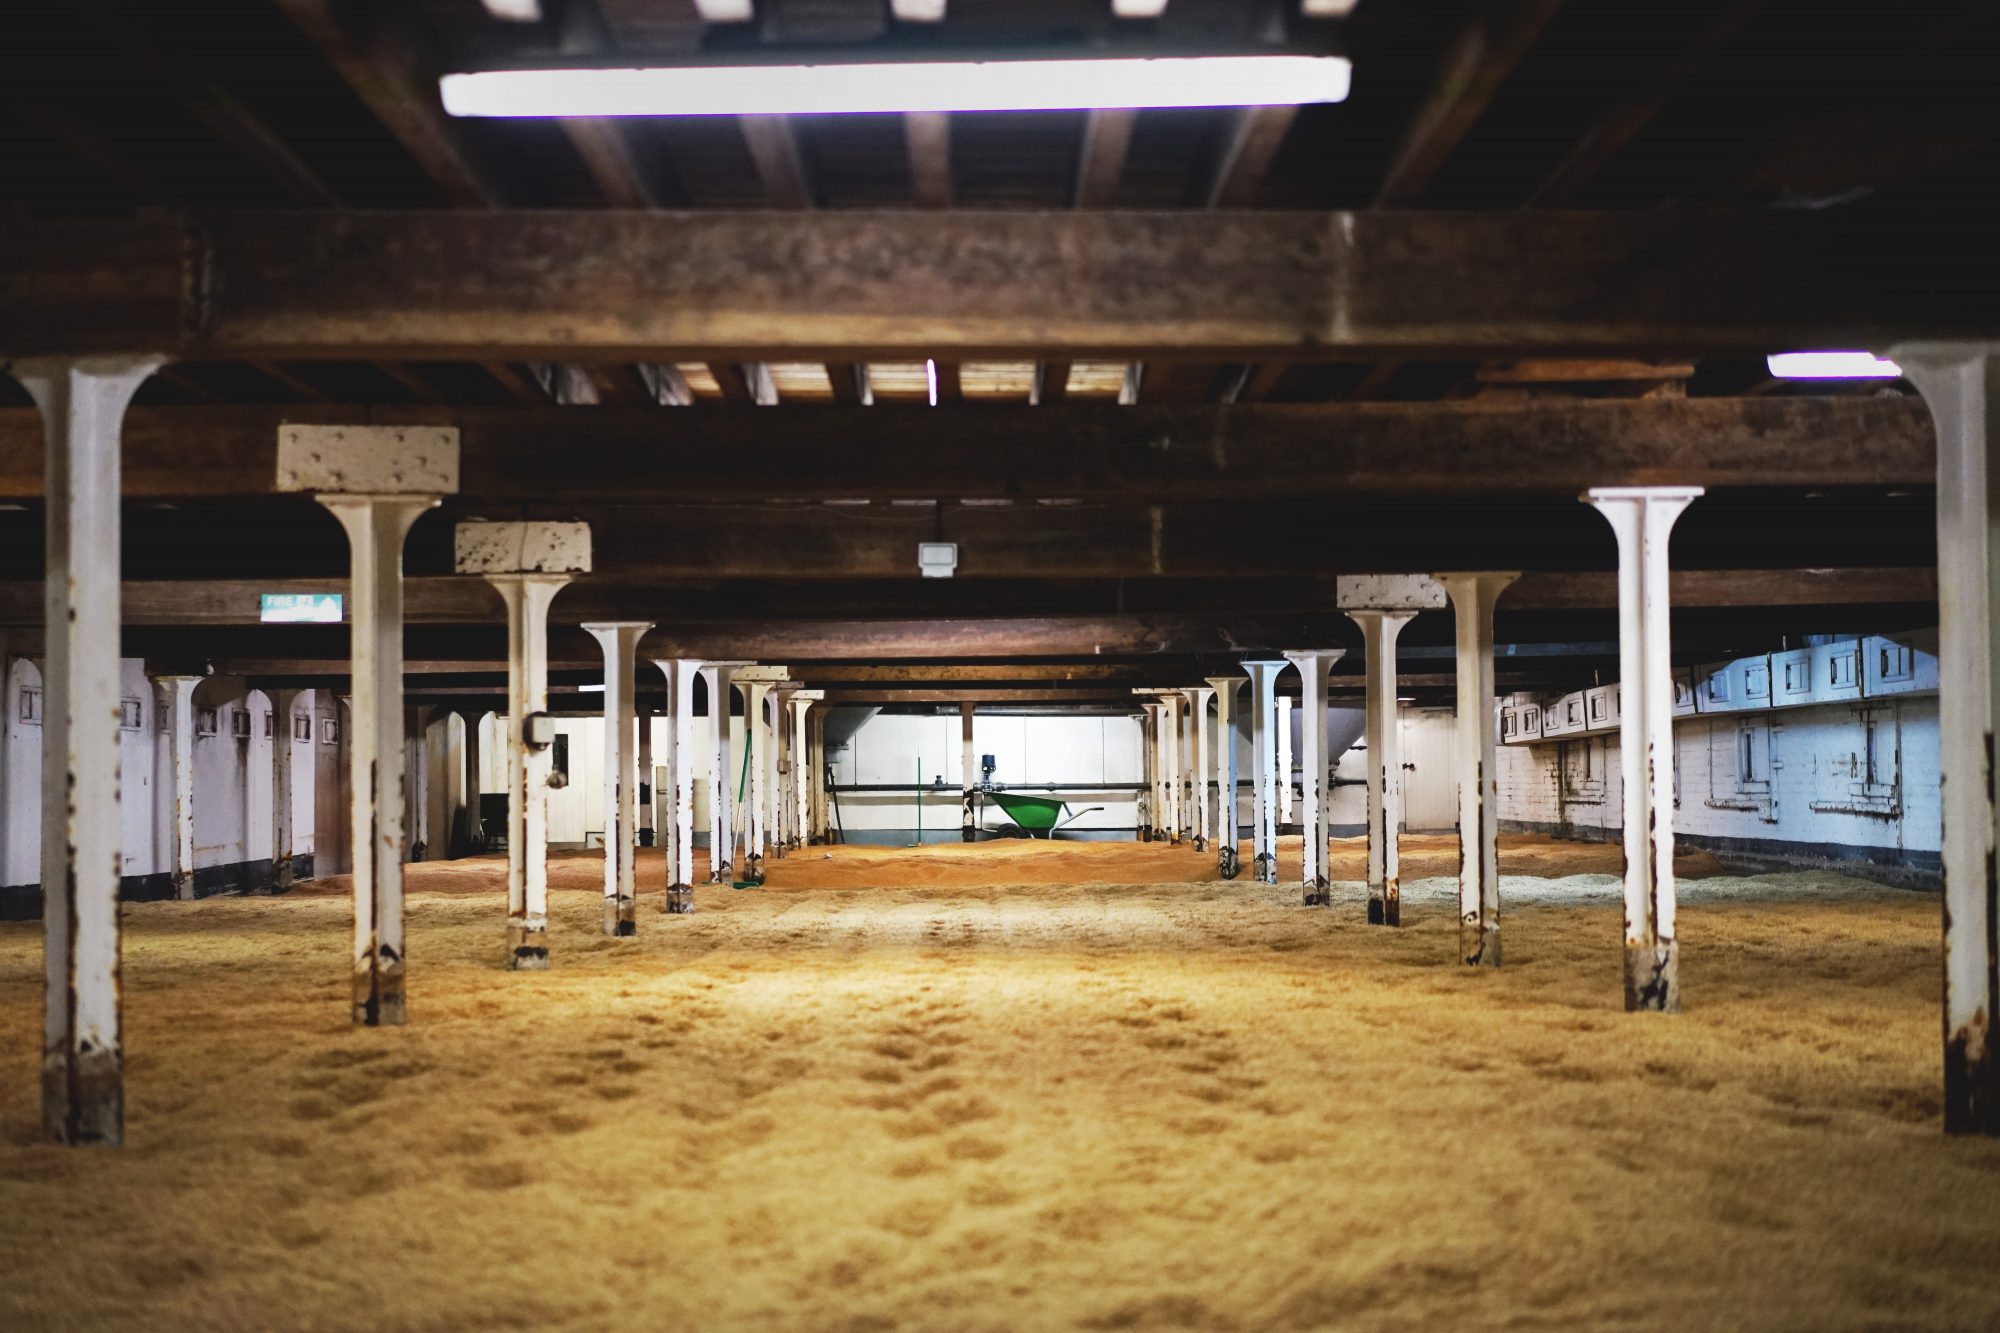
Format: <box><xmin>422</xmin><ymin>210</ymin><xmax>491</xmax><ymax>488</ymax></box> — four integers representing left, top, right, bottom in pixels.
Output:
<box><xmin>276</xmin><ymin>424</ymin><xmax>460</xmax><ymax>496</ymax></box>
<box><xmin>1336</xmin><ymin>573</ymin><xmax>1446</xmax><ymax>611</ymax></box>
<box><xmin>454</xmin><ymin>520</ymin><xmax>591</xmax><ymax>575</ymax></box>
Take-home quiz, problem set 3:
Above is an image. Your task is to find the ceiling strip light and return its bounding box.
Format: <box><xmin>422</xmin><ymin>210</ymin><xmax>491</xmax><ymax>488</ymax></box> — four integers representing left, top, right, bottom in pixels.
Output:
<box><xmin>1766</xmin><ymin>351</ymin><xmax>1903</xmax><ymax>380</ymax></box>
<box><xmin>441</xmin><ymin>55</ymin><xmax>1350</xmax><ymax>118</ymax></box>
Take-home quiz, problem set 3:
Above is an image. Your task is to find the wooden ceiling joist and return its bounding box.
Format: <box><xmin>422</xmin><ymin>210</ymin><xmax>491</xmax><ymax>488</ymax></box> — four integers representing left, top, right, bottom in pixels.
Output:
<box><xmin>12</xmin><ymin>209</ymin><xmax>1986</xmax><ymax>359</ymax></box>
<box><xmin>0</xmin><ymin>397</ymin><xmax>1930</xmax><ymax>503</ymax></box>
<box><xmin>272</xmin><ymin>0</ymin><xmax>500</xmax><ymax>208</ymax></box>
<box><xmin>1375</xmin><ymin>0</ymin><xmax>1568</xmax><ymax>206</ymax></box>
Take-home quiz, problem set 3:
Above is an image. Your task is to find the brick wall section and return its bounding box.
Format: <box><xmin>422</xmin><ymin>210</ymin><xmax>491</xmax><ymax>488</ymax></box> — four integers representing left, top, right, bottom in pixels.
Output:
<box><xmin>1495</xmin><ymin>697</ymin><xmax>1940</xmax><ymax>880</ymax></box>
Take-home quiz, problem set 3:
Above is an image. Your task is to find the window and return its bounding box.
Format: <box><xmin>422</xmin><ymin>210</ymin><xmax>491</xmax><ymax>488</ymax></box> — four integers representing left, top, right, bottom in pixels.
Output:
<box><xmin>552</xmin><ymin>732</ymin><xmax>571</xmax><ymax>782</ymax></box>
<box><xmin>294</xmin><ymin>714</ymin><xmax>313</xmax><ymax>742</ymax></box>
<box><xmin>1828</xmin><ymin>649</ymin><xmax>1858</xmax><ymax>690</ymax></box>
<box><xmin>1877</xmin><ymin>641</ymin><xmax>1915</xmax><ymax>685</ymax></box>
<box><xmin>19</xmin><ymin>687</ymin><xmax>41</xmax><ymax>725</ymax></box>
<box><xmin>195</xmin><ymin>707</ymin><xmax>219</xmax><ymax>738</ymax></box>
<box><xmin>320</xmin><ymin>715</ymin><xmax>339</xmax><ymax>745</ymax></box>
<box><xmin>120</xmin><ymin>697</ymin><xmax>144</xmax><ymax>730</ymax></box>
<box><xmin>232</xmin><ymin>709</ymin><xmax>252</xmax><ymax>738</ymax></box>
<box><xmin>1736</xmin><ymin>722</ymin><xmax>1770</xmax><ymax>790</ymax></box>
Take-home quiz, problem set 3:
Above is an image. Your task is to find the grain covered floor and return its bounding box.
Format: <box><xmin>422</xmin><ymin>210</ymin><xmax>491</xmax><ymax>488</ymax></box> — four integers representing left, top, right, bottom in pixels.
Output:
<box><xmin>4</xmin><ymin>833</ymin><xmax>1998</xmax><ymax>1331</ymax></box>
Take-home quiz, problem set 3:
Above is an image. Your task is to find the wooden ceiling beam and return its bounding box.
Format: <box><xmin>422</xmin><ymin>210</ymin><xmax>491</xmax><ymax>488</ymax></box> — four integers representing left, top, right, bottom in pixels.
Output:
<box><xmin>273</xmin><ymin>0</ymin><xmax>501</xmax><ymax>207</ymax></box>
<box><xmin>1376</xmin><ymin>0</ymin><xmax>1567</xmax><ymax>206</ymax></box>
<box><xmin>10</xmin><ymin>209</ymin><xmax>1997</xmax><ymax>359</ymax></box>
<box><xmin>1201</xmin><ymin>106</ymin><xmax>1298</xmax><ymax>209</ymax></box>
<box><xmin>1074</xmin><ymin>108</ymin><xmax>1136</xmax><ymax>208</ymax></box>
<box><xmin>85</xmin><ymin>9</ymin><xmax>343</xmax><ymax>208</ymax></box>
<box><xmin>0</xmin><ymin>397</ymin><xmax>1931</xmax><ymax>502</ymax></box>
<box><xmin>740</xmin><ymin>115</ymin><xmax>815</xmax><ymax>209</ymax></box>
<box><xmin>905</xmin><ymin>111</ymin><xmax>954</xmax><ymax>209</ymax></box>
<box><xmin>1526</xmin><ymin>0</ymin><xmax>1765</xmax><ymax>208</ymax></box>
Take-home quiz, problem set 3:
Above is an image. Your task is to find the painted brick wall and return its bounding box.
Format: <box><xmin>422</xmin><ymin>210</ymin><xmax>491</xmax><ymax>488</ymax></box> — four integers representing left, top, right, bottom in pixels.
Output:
<box><xmin>1494</xmin><ymin>697</ymin><xmax>1940</xmax><ymax>879</ymax></box>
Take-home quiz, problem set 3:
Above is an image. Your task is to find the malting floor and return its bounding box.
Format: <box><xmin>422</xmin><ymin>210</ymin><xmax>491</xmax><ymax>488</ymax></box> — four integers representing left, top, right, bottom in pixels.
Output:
<box><xmin>3</xmin><ymin>833</ymin><xmax>1997</xmax><ymax>1331</ymax></box>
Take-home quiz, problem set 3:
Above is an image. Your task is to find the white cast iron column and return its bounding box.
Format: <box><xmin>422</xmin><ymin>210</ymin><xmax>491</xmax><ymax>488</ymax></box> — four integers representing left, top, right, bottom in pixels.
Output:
<box><xmin>268</xmin><ymin>688</ymin><xmax>300</xmax><ymax>891</ymax></box>
<box><xmin>1435</xmin><ymin>571</ymin><xmax>1520</xmax><ymax>967</ymax></box>
<box><xmin>1138</xmin><ymin>701</ymin><xmax>1160</xmax><ymax>841</ymax></box>
<box><xmin>1893</xmin><ymin>343</ymin><xmax>1999</xmax><ymax>1134</ymax></box>
<box><xmin>458</xmin><ymin>522</ymin><xmax>591</xmax><ymax>971</ymax></box>
<box><xmin>653</xmin><ymin>658</ymin><xmax>703</xmax><ymax>912</ymax></box>
<box><xmin>960</xmin><ymin>701</ymin><xmax>977</xmax><ymax>843</ymax></box>
<box><xmin>1350</xmin><ymin>611</ymin><xmax>1415</xmax><ymax>925</ymax></box>
<box><xmin>1585</xmin><ymin>488</ymin><xmax>1702</xmax><ymax>1013</ymax></box>
<box><xmin>770</xmin><ymin>681</ymin><xmax>803</xmax><ymax>856</ymax></box>
<box><xmin>738</xmin><ymin>675</ymin><xmax>777</xmax><ymax>883</ymax></box>
<box><xmin>1164</xmin><ymin>693</ymin><xmax>1185</xmax><ymax>844</ymax></box>
<box><xmin>636</xmin><ymin>697</ymin><xmax>655</xmax><ymax>850</ymax></box>
<box><xmin>1283</xmin><ymin>650</ymin><xmax>1346</xmax><ymax>906</ymax></box>
<box><xmin>280</xmin><ymin>424</ymin><xmax>459</xmax><ymax>1025</ymax></box>
<box><xmin>1188</xmin><ymin>687</ymin><xmax>1213</xmax><ymax>852</ymax></box>
<box><xmin>1205</xmin><ymin>676</ymin><xmax>1244</xmax><ymax>879</ymax></box>
<box><xmin>697</xmin><ymin>664</ymin><xmax>738</xmax><ymax>880</ymax></box>
<box><xmin>156</xmin><ymin>675</ymin><xmax>202</xmax><ymax>900</ymax></box>
<box><xmin>17</xmin><ymin>357</ymin><xmax>158</xmax><ymax>1146</ymax></box>
<box><xmin>792</xmin><ymin>692</ymin><xmax>819</xmax><ymax>849</ymax></box>
<box><xmin>1276</xmin><ymin>695</ymin><xmax>1294</xmax><ymax>829</ymax></box>
<box><xmin>1243</xmin><ymin>660</ymin><xmax>1288</xmax><ymax>885</ymax></box>
<box><xmin>584</xmin><ymin>622</ymin><xmax>652</xmax><ymax>937</ymax></box>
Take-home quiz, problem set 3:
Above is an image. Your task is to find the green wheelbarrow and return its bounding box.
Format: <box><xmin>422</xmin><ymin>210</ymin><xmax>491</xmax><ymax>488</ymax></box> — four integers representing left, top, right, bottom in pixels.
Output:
<box><xmin>986</xmin><ymin>791</ymin><xmax>1104</xmax><ymax>840</ymax></box>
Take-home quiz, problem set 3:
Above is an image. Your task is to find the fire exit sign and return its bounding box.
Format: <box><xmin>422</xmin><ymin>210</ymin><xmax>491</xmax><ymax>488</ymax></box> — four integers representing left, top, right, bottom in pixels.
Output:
<box><xmin>260</xmin><ymin>593</ymin><xmax>344</xmax><ymax>624</ymax></box>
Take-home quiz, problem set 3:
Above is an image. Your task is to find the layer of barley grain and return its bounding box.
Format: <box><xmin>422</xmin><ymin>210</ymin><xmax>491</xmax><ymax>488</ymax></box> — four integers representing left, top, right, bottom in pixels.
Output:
<box><xmin>3</xmin><ymin>833</ymin><xmax>1995</xmax><ymax>1331</ymax></box>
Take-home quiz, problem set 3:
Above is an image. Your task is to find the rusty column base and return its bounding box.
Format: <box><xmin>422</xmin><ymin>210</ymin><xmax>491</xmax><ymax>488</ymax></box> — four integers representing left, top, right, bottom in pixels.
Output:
<box><xmin>1218</xmin><ymin>846</ymin><xmax>1240</xmax><ymax>880</ymax></box>
<box><xmin>1460</xmin><ymin>920</ymin><xmax>1501</xmax><ymax>968</ymax></box>
<box><xmin>1303</xmin><ymin>876</ymin><xmax>1329</xmax><ymax>908</ymax></box>
<box><xmin>1138</xmin><ymin>824</ymin><xmax>1153</xmax><ymax>843</ymax></box>
<box><xmin>605</xmin><ymin>899</ymin><xmax>636</xmax><ymax>937</ymax></box>
<box><xmin>743</xmin><ymin>854</ymin><xmax>765</xmax><ymax>886</ymax></box>
<box><xmin>710</xmin><ymin>859</ymin><xmax>731</xmax><ymax>884</ymax></box>
<box><xmin>1193</xmin><ymin>835</ymin><xmax>1206</xmax><ymax>852</ymax></box>
<box><xmin>269</xmin><ymin>857</ymin><xmax>294</xmax><ymax>895</ymax></box>
<box><xmin>665</xmin><ymin>884</ymin><xmax>695</xmax><ymax>915</ymax></box>
<box><xmin>1254</xmin><ymin>852</ymin><xmax>1276</xmax><ymax>885</ymax></box>
<box><xmin>43</xmin><ymin>1049</ymin><xmax>122</xmax><ymax>1147</ymax></box>
<box><xmin>507</xmin><ymin>924</ymin><xmax>550</xmax><ymax>971</ymax></box>
<box><xmin>352</xmin><ymin>966</ymin><xmax>407</xmax><ymax>1026</ymax></box>
<box><xmin>1367</xmin><ymin>884</ymin><xmax>1401</xmax><ymax>926</ymax></box>
<box><xmin>1944</xmin><ymin>1017</ymin><xmax>1998</xmax><ymax>1135</ymax></box>
<box><xmin>1624</xmin><ymin>939</ymin><xmax>1680</xmax><ymax>1012</ymax></box>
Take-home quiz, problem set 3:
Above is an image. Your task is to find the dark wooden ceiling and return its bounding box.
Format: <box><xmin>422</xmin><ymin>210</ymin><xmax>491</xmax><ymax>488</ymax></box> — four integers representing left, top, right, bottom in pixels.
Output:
<box><xmin>0</xmin><ymin>0</ymin><xmax>1974</xmax><ymax>694</ymax></box>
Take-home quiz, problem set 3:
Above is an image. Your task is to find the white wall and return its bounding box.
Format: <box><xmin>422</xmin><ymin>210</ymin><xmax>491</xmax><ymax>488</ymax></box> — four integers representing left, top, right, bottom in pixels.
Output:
<box><xmin>822</xmin><ymin>709</ymin><xmax>1142</xmax><ymax>837</ymax></box>
<box><xmin>1</xmin><ymin>659</ymin><xmax>335</xmax><ymax>893</ymax></box>
<box><xmin>1493</xmin><ymin>696</ymin><xmax>1940</xmax><ymax>879</ymax></box>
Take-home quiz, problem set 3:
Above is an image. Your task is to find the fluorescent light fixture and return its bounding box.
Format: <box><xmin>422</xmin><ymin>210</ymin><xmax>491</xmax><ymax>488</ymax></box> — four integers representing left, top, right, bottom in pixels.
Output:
<box><xmin>439</xmin><ymin>55</ymin><xmax>1351</xmax><ymax>118</ymax></box>
<box><xmin>925</xmin><ymin>358</ymin><xmax>939</xmax><ymax>407</ymax></box>
<box><xmin>578</xmin><ymin>683</ymin><xmax>606</xmax><ymax>694</ymax></box>
<box><xmin>1766</xmin><ymin>351</ymin><xmax>1903</xmax><ymax>380</ymax></box>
